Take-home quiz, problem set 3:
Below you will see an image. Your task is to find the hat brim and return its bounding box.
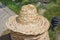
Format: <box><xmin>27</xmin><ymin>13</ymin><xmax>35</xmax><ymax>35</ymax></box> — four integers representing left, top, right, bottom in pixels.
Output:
<box><xmin>6</xmin><ymin>15</ymin><xmax>50</xmax><ymax>35</ymax></box>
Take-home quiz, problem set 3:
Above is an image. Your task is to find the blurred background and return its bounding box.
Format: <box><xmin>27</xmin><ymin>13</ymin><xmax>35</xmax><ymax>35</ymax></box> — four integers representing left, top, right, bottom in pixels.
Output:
<box><xmin>0</xmin><ymin>0</ymin><xmax>60</xmax><ymax>40</ymax></box>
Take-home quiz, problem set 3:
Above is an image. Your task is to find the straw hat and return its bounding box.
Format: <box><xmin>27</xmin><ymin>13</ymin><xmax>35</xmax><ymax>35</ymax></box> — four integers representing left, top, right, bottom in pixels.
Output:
<box><xmin>6</xmin><ymin>4</ymin><xmax>50</xmax><ymax>35</ymax></box>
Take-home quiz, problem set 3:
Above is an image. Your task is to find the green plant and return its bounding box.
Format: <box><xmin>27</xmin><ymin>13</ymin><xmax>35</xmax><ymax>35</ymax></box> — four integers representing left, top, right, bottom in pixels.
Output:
<box><xmin>44</xmin><ymin>1</ymin><xmax>60</xmax><ymax>40</ymax></box>
<box><xmin>49</xmin><ymin>30</ymin><xmax>56</xmax><ymax>40</ymax></box>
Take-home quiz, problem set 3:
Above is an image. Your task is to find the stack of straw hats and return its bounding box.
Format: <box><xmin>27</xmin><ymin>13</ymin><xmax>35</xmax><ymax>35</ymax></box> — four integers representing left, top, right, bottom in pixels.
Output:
<box><xmin>6</xmin><ymin>4</ymin><xmax>50</xmax><ymax>40</ymax></box>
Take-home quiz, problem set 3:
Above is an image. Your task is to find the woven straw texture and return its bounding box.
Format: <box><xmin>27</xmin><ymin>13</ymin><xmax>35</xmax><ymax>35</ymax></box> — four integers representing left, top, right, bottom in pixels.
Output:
<box><xmin>11</xmin><ymin>31</ymin><xmax>50</xmax><ymax>40</ymax></box>
<box><xmin>6</xmin><ymin>4</ymin><xmax>50</xmax><ymax>40</ymax></box>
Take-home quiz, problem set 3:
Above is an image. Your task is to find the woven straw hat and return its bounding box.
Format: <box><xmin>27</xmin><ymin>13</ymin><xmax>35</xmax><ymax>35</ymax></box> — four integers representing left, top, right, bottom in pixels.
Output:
<box><xmin>6</xmin><ymin>4</ymin><xmax>50</xmax><ymax>35</ymax></box>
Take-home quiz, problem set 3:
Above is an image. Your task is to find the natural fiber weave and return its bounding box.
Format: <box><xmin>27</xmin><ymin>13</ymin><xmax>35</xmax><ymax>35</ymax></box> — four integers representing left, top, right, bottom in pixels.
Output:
<box><xmin>6</xmin><ymin>4</ymin><xmax>50</xmax><ymax>40</ymax></box>
<box><xmin>6</xmin><ymin>15</ymin><xmax>50</xmax><ymax>35</ymax></box>
<box><xmin>11</xmin><ymin>31</ymin><xmax>50</xmax><ymax>40</ymax></box>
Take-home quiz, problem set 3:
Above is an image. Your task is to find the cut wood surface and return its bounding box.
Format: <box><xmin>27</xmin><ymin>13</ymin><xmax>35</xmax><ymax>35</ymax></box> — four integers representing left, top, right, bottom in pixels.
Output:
<box><xmin>0</xmin><ymin>2</ymin><xmax>16</xmax><ymax>36</ymax></box>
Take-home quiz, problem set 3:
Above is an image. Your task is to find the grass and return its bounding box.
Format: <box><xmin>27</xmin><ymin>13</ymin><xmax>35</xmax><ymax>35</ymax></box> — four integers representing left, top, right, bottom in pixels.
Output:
<box><xmin>0</xmin><ymin>0</ymin><xmax>60</xmax><ymax>40</ymax></box>
<box><xmin>0</xmin><ymin>0</ymin><xmax>41</xmax><ymax>14</ymax></box>
<box><xmin>0</xmin><ymin>0</ymin><xmax>20</xmax><ymax>14</ymax></box>
<box><xmin>49</xmin><ymin>30</ymin><xmax>56</xmax><ymax>40</ymax></box>
<box><xmin>43</xmin><ymin>1</ymin><xmax>60</xmax><ymax>40</ymax></box>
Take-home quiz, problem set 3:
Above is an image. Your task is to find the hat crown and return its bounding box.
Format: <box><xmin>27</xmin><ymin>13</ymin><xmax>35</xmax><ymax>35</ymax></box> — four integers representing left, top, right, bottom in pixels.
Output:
<box><xmin>16</xmin><ymin>4</ymin><xmax>39</xmax><ymax>24</ymax></box>
<box><xmin>20</xmin><ymin>4</ymin><xmax>38</xmax><ymax>15</ymax></box>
